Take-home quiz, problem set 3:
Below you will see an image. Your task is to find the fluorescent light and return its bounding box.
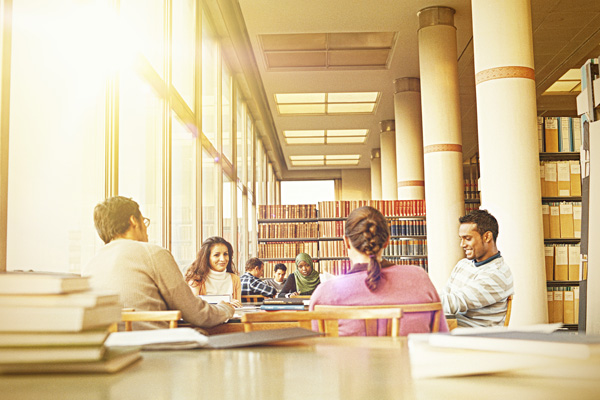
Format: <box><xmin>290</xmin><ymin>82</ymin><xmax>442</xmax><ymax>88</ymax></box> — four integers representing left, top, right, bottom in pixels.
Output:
<box><xmin>275</xmin><ymin>93</ymin><xmax>325</xmax><ymax>104</ymax></box>
<box><xmin>278</xmin><ymin>104</ymin><xmax>326</xmax><ymax>114</ymax></box>
<box><xmin>327</xmin><ymin>92</ymin><xmax>378</xmax><ymax>103</ymax></box>
<box><xmin>326</xmin><ymin>129</ymin><xmax>368</xmax><ymax>137</ymax></box>
<box><xmin>283</xmin><ymin>130</ymin><xmax>325</xmax><ymax>137</ymax></box>
<box><xmin>326</xmin><ymin>154</ymin><xmax>360</xmax><ymax>160</ymax></box>
<box><xmin>286</xmin><ymin>137</ymin><xmax>325</xmax><ymax>144</ymax></box>
<box><xmin>327</xmin><ymin>136</ymin><xmax>365</xmax><ymax>144</ymax></box>
<box><xmin>327</xmin><ymin>103</ymin><xmax>375</xmax><ymax>113</ymax></box>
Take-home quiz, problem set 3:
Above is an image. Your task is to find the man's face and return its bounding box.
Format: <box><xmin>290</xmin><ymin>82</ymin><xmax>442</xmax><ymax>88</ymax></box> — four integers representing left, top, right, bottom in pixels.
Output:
<box><xmin>251</xmin><ymin>266</ymin><xmax>264</xmax><ymax>278</ymax></box>
<box><xmin>458</xmin><ymin>223</ymin><xmax>488</xmax><ymax>261</ymax></box>
<box><xmin>274</xmin><ymin>269</ymin><xmax>286</xmax><ymax>283</ymax></box>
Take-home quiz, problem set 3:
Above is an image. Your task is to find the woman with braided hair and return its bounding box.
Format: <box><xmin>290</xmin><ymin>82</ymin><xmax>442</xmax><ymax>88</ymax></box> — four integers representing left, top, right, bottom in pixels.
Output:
<box><xmin>309</xmin><ymin>206</ymin><xmax>448</xmax><ymax>336</ymax></box>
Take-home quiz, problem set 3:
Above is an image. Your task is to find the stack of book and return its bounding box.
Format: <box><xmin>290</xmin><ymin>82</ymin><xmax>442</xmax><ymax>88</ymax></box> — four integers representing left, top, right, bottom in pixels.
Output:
<box><xmin>261</xmin><ymin>298</ymin><xmax>308</xmax><ymax>310</ymax></box>
<box><xmin>0</xmin><ymin>271</ymin><xmax>140</xmax><ymax>374</ymax></box>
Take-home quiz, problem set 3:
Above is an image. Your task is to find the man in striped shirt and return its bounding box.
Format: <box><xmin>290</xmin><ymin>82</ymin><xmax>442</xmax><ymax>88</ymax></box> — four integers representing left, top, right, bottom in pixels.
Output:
<box><xmin>441</xmin><ymin>209</ymin><xmax>514</xmax><ymax>327</ymax></box>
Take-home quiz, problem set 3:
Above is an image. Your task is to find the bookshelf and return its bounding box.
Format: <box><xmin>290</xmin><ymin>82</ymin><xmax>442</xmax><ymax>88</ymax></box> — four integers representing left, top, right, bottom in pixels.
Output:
<box><xmin>257</xmin><ymin>201</ymin><xmax>428</xmax><ymax>278</ymax></box>
<box><xmin>463</xmin><ymin>154</ymin><xmax>481</xmax><ymax>214</ymax></box>
<box><xmin>539</xmin><ymin>117</ymin><xmax>582</xmax><ymax>330</ymax></box>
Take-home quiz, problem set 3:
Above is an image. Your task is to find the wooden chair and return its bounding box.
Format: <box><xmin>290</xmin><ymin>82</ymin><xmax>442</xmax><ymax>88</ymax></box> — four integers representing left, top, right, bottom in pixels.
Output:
<box><xmin>315</xmin><ymin>302</ymin><xmax>443</xmax><ymax>334</ymax></box>
<box><xmin>120</xmin><ymin>309</ymin><xmax>182</xmax><ymax>331</ymax></box>
<box><xmin>241</xmin><ymin>295</ymin><xmax>264</xmax><ymax>303</ymax></box>
<box><xmin>504</xmin><ymin>295</ymin><xmax>513</xmax><ymax>327</ymax></box>
<box><xmin>241</xmin><ymin>308</ymin><xmax>402</xmax><ymax>337</ymax></box>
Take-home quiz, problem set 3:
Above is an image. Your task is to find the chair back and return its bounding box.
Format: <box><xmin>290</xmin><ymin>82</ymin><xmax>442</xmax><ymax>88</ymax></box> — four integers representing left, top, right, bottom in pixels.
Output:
<box><xmin>315</xmin><ymin>302</ymin><xmax>443</xmax><ymax>335</ymax></box>
<box><xmin>121</xmin><ymin>309</ymin><xmax>182</xmax><ymax>331</ymax></box>
<box><xmin>241</xmin><ymin>295</ymin><xmax>264</xmax><ymax>303</ymax></box>
<box><xmin>241</xmin><ymin>308</ymin><xmax>402</xmax><ymax>337</ymax></box>
<box><xmin>504</xmin><ymin>295</ymin><xmax>513</xmax><ymax>327</ymax></box>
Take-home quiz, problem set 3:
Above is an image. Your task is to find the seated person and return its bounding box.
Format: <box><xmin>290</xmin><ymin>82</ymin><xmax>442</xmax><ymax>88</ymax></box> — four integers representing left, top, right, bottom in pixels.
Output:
<box><xmin>185</xmin><ymin>236</ymin><xmax>242</xmax><ymax>307</ymax></box>
<box><xmin>82</xmin><ymin>196</ymin><xmax>234</xmax><ymax>330</ymax></box>
<box><xmin>441</xmin><ymin>209</ymin><xmax>514</xmax><ymax>328</ymax></box>
<box><xmin>309</xmin><ymin>206</ymin><xmax>447</xmax><ymax>336</ymax></box>
<box><xmin>278</xmin><ymin>253</ymin><xmax>320</xmax><ymax>297</ymax></box>
<box><xmin>263</xmin><ymin>263</ymin><xmax>287</xmax><ymax>293</ymax></box>
<box><xmin>240</xmin><ymin>258</ymin><xmax>277</xmax><ymax>298</ymax></box>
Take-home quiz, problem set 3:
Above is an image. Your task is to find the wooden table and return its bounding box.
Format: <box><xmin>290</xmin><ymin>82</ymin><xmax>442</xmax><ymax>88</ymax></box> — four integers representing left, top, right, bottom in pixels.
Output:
<box><xmin>1</xmin><ymin>337</ymin><xmax>598</xmax><ymax>400</ymax></box>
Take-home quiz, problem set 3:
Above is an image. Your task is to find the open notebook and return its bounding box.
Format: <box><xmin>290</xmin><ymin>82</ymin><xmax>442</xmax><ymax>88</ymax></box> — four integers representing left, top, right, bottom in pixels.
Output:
<box><xmin>105</xmin><ymin>327</ymin><xmax>321</xmax><ymax>350</ymax></box>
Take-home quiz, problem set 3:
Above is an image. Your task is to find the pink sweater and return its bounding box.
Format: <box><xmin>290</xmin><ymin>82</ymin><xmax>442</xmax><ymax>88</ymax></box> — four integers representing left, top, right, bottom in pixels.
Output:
<box><xmin>309</xmin><ymin>263</ymin><xmax>448</xmax><ymax>336</ymax></box>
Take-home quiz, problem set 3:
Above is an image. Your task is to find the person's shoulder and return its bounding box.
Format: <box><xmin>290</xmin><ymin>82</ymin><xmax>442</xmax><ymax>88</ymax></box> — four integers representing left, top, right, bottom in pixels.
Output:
<box><xmin>229</xmin><ymin>273</ymin><xmax>241</xmax><ymax>283</ymax></box>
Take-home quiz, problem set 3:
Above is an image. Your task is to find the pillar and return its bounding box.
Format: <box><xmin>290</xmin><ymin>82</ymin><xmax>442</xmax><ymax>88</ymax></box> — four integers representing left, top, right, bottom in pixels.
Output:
<box><xmin>418</xmin><ymin>6</ymin><xmax>465</xmax><ymax>290</ymax></box>
<box><xmin>370</xmin><ymin>148</ymin><xmax>382</xmax><ymax>200</ymax></box>
<box><xmin>472</xmin><ymin>0</ymin><xmax>546</xmax><ymax>325</ymax></box>
<box><xmin>394</xmin><ymin>78</ymin><xmax>425</xmax><ymax>200</ymax></box>
<box><xmin>380</xmin><ymin>120</ymin><xmax>398</xmax><ymax>200</ymax></box>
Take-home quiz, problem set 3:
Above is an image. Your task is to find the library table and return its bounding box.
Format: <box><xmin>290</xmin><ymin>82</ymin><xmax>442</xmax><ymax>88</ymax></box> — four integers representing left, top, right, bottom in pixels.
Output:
<box><xmin>1</xmin><ymin>337</ymin><xmax>598</xmax><ymax>400</ymax></box>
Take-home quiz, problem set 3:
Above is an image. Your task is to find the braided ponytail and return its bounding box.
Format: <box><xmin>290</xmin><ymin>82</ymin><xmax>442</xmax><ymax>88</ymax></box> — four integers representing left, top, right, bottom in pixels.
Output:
<box><xmin>345</xmin><ymin>206</ymin><xmax>390</xmax><ymax>292</ymax></box>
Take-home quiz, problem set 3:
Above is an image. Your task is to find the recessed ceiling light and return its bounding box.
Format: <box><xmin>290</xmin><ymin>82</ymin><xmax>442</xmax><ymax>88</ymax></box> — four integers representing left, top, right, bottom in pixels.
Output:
<box><xmin>275</xmin><ymin>93</ymin><xmax>325</xmax><ymax>104</ymax></box>
<box><xmin>283</xmin><ymin>129</ymin><xmax>368</xmax><ymax>145</ymax></box>
<box><xmin>275</xmin><ymin>92</ymin><xmax>379</xmax><ymax>115</ymax></box>
<box><xmin>542</xmin><ymin>68</ymin><xmax>581</xmax><ymax>95</ymax></box>
<box><xmin>327</xmin><ymin>92</ymin><xmax>378</xmax><ymax>103</ymax></box>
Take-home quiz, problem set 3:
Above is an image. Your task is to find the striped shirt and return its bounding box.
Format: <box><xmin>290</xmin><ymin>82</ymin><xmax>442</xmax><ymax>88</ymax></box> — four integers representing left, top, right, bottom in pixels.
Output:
<box><xmin>441</xmin><ymin>253</ymin><xmax>514</xmax><ymax>328</ymax></box>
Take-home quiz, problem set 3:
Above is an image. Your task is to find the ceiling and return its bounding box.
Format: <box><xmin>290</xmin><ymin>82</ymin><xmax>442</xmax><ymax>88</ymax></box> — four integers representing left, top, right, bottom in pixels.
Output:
<box><xmin>234</xmin><ymin>0</ymin><xmax>600</xmax><ymax>180</ymax></box>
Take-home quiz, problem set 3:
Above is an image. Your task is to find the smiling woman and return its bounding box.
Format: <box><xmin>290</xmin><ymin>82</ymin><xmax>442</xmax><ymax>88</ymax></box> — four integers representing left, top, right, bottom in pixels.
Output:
<box><xmin>185</xmin><ymin>236</ymin><xmax>241</xmax><ymax>302</ymax></box>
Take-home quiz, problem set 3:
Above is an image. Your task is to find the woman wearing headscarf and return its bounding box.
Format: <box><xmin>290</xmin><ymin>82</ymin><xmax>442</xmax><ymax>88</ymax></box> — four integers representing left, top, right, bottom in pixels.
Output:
<box><xmin>278</xmin><ymin>253</ymin><xmax>320</xmax><ymax>297</ymax></box>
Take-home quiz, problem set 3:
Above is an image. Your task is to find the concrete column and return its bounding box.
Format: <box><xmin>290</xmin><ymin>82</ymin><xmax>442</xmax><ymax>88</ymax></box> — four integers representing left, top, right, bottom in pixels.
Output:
<box><xmin>472</xmin><ymin>0</ymin><xmax>546</xmax><ymax>325</ymax></box>
<box><xmin>394</xmin><ymin>78</ymin><xmax>425</xmax><ymax>200</ymax></box>
<box><xmin>370</xmin><ymin>148</ymin><xmax>382</xmax><ymax>200</ymax></box>
<box><xmin>418</xmin><ymin>6</ymin><xmax>465</xmax><ymax>290</ymax></box>
<box><xmin>380</xmin><ymin>120</ymin><xmax>398</xmax><ymax>200</ymax></box>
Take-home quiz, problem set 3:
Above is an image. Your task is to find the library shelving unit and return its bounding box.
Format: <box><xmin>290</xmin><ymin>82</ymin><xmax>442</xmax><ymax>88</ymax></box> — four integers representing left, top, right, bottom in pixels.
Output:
<box><xmin>257</xmin><ymin>205</ymin><xmax>319</xmax><ymax>278</ymax></box>
<box><xmin>463</xmin><ymin>153</ymin><xmax>481</xmax><ymax>214</ymax></box>
<box><xmin>539</xmin><ymin>118</ymin><xmax>582</xmax><ymax>330</ymax></box>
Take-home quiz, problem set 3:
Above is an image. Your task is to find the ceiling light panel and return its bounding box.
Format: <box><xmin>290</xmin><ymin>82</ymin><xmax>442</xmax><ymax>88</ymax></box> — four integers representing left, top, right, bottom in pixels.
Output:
<box><xmin>327</xmin><ymin>92</ymin><xmax>378</xmax><ymax>103</ymax></box>
<box><xmin>326</xmin><ymin>129</ymin><xmax>368</xmax><ymax>137</ymax></box>
<box><xmin>327</xmin><ymin>103</ymin><xmax>375</xmax><ymax>113</ymax></box>
<box><xmin>276</xmin><ymin>93</ymin><xmax>325</xmax><ymax>104</ymax></box>
<box><xmin>326</xmin><ymin>136</ymin><xmax>365</xmax><ymax>144</ymax></box>
<box><xmin>278</xmin><ymin>104</ymin><xmax>326</xmax><ymax>115</ymax></box>
<box><xmin>275</xmin><ymin>93</ymin><xmax>378</xmax><ymax>115</ymax></box>
<box><xmin>283</xmin><ymin>130</ymin><xmax>325</xmax><ymax>137</ymax></box>
<box><xmin>260</xmin><ymin>33</ymin><xmax>327</xmax><ymax>51</ymax></box>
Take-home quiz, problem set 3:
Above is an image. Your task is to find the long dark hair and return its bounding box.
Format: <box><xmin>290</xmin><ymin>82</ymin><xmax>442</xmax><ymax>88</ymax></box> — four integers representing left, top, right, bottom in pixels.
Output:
<box><xmin>344</xmin><ymin>206</ymin><xmax>390</xmax><ymax>292</ymax></box>
<box><xmin>185</xmin><ymin>236</ymin><xmax>237</xmax><ymax>287</ymax></box>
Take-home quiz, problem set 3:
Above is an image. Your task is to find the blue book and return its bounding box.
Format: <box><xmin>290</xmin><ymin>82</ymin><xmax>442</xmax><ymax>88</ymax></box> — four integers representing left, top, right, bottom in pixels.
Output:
<box><xmin>260</xmin><ymin>304</ymin><xmax>306</xmax><ymax>311</ymax></box>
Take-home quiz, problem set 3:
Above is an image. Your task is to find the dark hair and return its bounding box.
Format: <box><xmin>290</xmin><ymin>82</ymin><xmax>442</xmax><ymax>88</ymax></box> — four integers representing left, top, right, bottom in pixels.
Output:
<box><xmin>274</xmin><ymin>263</ymin><xmax>287</xmax><ymax>273</ymax></box>
<box><xmin>344</xmin><ymin>206</ymin><xmax>390</xmax><ymax>292</ymax></box>
<box><xmin>245</xmin><ymin>257</ymin><xmax>264</xmax><ymax>272</ymax></box>
<box><xmin>185</xmin><ymin>236</ymin><xmax>237</xmax><ymax>287</ymax></box>
<box><xmin>459</xmin><ymin>209</ymin><xmax>499</xmax><ymax>243</ymax></box>
<box><xmin>93</xmin><ymin>196</ymin><xmax>142</xmax><ymax>244</ymax></box>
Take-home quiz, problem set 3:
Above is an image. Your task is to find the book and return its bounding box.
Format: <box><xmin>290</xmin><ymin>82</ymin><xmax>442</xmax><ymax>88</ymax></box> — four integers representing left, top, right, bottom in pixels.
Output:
<box><xmin>556</xmin><ymin>161</ymin><xmax>571</xmax><ymax>196</ymax></box>
<box><xmin>544</xmin><ymin>117</ymin><xmax>559</xmax><ymax>152</ymax></box>
<box><xmin>0</xmin><ymin>329</ymin><xmax>109</xmax><ymax>347</ymax></box>
<box><xmin>544</xmin><ymin>162</ymin><xmax>558</xmax><ymax>196</ymax></box>
<box><xmin>568</xmin><ymin>244</ymin><xmax>580</xmax><ymax>281</ymax></box>
<box><xmin>105</xmin><ymin>327</ymin><xmax>321</xmax><ymax>350</ymax></box>
<box><xmin>0</xmin><ymin>345</ymin><xmax>105</xmax><ymax>364</ymax></box>
<box><xmin>549</xmin><ymin>203</ymin><xmax>560</xmax><ymax>238</ymax></box>
<box><xmin>0</xmin><ymin>271</ymin><xmax>89</xmax><ymax>295</ymax></box>
<box><xmin>260</xmin><ymin>304</ymin><xmax>306</xmax><ymax>311</ymax></box>
<box><xmin>542</xmin><ymin>204</ymin><xmax>550</xmax><ymax>238</ymax></box>
<box><xmin>553</xmin><ymin>289</ymin><xmax>564</xmax><ymax>323</ymax></box>
<box><xmin>570</xmin><ymin>160</ymin><xmax>581</xmax><ymax>196</ymax></box>
<box><xmin>559</xmin><ymin>202</ymin><xmax>574</xmax><ymax>238</ymax></box>
<box><xmin>0</xmin><ymin>304</ymin><xmax>121</xmax><ymax>332</ymax></box>
<box><xmin>544</xmin><ymin>245</ymin><xmax>554</xmax><ymax>280</ymax></box>
<box><xmin>263</xmin><ymin>297</ymin><xmax>307</xmax><ymax>305</ymax></box>
<box><xmin>564</xmin><ymin>287</ymin><xmax>574</xmax><ymax>324</ymax></box>
<box><xmin>547</xmin><ymin>288</ymin><xmax>554</xmax><ymax>322</ymax></box>
<box><xmin>0</xmin><ymin>291</ymin><xmax>118</xmax><ymax>308</ymax></box>
<box><xmin>0</xmin><ymin>346</ymin><xmax>141</xmax><ymax>374</ymax></box>
<box><xmin>427</xmin><ymin>331</ymin><xmax>600</xmax><ymax>360</ymax></box>
<box><xmin>554</xmin><ymin>245</ymin><xmax>568</xmax><ymax>281</ymax></box>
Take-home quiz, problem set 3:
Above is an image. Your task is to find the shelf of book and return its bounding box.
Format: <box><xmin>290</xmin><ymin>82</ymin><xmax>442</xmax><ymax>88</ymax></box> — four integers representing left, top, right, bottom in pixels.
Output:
<box><xmin>258</xmin><ymin>238</ymin><xmax>318</xmax><ymax>243</ymax></box>
<box><xmin>464</xmin><ymin>199</ymin><xmax>481</xmax><ymax>204</ymax></box>
<box><xmin>541</xmin><ymin>196</ymin><xmax>582</xmax><ymax>202</ymax></box>
<box><xmin>257</xmin><ymin>218</ymin><xmax>318</xmax><ymax>223</ymax></box>
<box><xmin>539</xmin><ymin>152</ymin><xmax>580</xmax><ymax>161</ymax></box>
<box><xmin>544</xmin><ymin>238</ymin><xmax>581</xmax><ymax>245</ymax></box>
<box><xmin>547</xmin><ymin>280</ymin><xmax>580</xmax><ymax>287</ymax></box>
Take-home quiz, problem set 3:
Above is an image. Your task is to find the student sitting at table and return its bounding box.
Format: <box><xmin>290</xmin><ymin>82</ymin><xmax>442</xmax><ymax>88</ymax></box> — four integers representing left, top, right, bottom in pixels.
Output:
<box><xmin>263</xmin><ymin>263</ymin><xmax>287</xmax><ymax>293</ymax></box>
<box><xmin>240</xmin><ymin>258</ymin><xmax>277</xmax><ymax>298</ymax></box>
<box><xmin>309</xmin><ymin>206</ymin><xmax>448</xmax><ymax>336</ymax></box>
<box><xmin>185</xmin><ymin>236</ymin><xmax>242</xmax><ymax>307</ymax></box>
<box><xmin>278</xmin><ymin>253</ymin><xmax>321</xmax><ymax>297</ymax></box>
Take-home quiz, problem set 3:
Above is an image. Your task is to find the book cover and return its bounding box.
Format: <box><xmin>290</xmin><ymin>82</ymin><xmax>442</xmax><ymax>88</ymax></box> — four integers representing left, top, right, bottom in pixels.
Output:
<box><xmin>574</xmin><ymin>287</ymin><xmax>580</xmax><ymax>324</ymax></box>
<box><xmin>0</xmin><ymin>346</ymin><xmax>141</xmax><ymax>374</ymax></box>
<box><xmin>542</xmin><ymin>204</ymin><xmax>550</xmax><ymax>239</ymax></box>
<box><xmin>0</xmin><ymin>291</ymin><xmax>118</xmax><ymax>308</ymax></box>
<box><xmin>540</xmin><ymin>163</ymin><xmax>546</xmax><ymax>197</ymax></box>
<box><xmin>573</xmin><ymin>202</ymin><xmax>582</xmax><ymax>238</ymax></box>
<box><xmin>544</xmin><ymin>245</ymin><xmax>554</xmax><ymax>280</ymax></box>
<box><xmin>553</xmin><ymin>289</ymin><xmax>564</xmax><ymax>323</ymax></box>
<box><xmin>544</xmin><ymin>117</ymin><xmax>559</xmax><ymax>153</ymax></box>
<box><xmin>0</xmin><ymin>304</ymin><xmax>121</xmax><ymax>332</ymax></box>
<box><xmin>568</xmin><ymin>244</ymin><xmax>580</xmax><ymax>281</ymax></box>
<box><xmin>544</xmin><ymin>162</ymin><xmax>558</xmax><ymax>196</ymax></box>
<box><xmin>0</xmin><ymin>272</ymin><xmax>89</xmax><ymax>295</ymax></box>
<box><xmin>564</xmin><ymin>287</ymin><xmax>574</xmax><ymax>324</ymax></box>
<box><xmin>558</xmin><ymin>117</ymin><xmax>573</xmax><ymax>152</ymax></box>
<box><xmin>547</xmin><ymin>288</ymin><xmax>554</xmax><ymax>323</ymax></box>
<box><xmin>556</xmin><ymin>161</ymin><xmax>571</xmax><ymax>196</ymax></box>
<box><xmin>570</xmin><ymin>160</ymin><xmax>581</xmax><ymax>196</ymax></box>
<box><xmin>549</xmin><ymin>204</ymin><xmax>561</xmax><ymax>238</ymax></box>
<box><xmin>554</xmin><ymin>245</ymin><xmax>569</xmax><ymax>281</ymax></box>
<box><xmin>559</xmin><ymin>202</ymin><xmax>574</xmax><ymax>238</ymax></box>
<box><xmin>572</xmin><ymin>117</ymin><xmax>582</xmax><ymax>151</ymax></box>
<box><xmin>0</xmin><ymin>329</ymin><xmax>109</xmax><ymax>347</ymax></box>
<box><xmin>0</xmin><ymin>345</ymin><xmax>105</xmax><ymax>364</ymax></box>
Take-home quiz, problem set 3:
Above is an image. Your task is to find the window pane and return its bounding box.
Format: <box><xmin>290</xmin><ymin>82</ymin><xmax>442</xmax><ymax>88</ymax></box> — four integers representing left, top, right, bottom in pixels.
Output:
<box><xmin>121</xmin><ymin>0</ymin><xmax>164</xmax><ymax>78</ymax></box>
<box><xmin>247</xmin><ymin>116</ymin><xmax>254</xmax><ymax>195</ymax></box>
<box><xmin>256</xmin><ymin>144</ymin><xmax>265</xmax><ymax>206</ymax></box>
<box><xmin>222</xmin><ymin>65</ymin><xmax>233</xmax><ymax>162</ymax></box>
<box><xmin>237</xmin><ymin>187</ymin><xmax>246</xmax><ymax>268</ymax></box>
<box><xmin>119</xmin><ymin>70</ymin><xmax>163</xmax><ymax>245</ymax></box>
<box><xmin>248</xmin><ymin>196</ymin><xmax>255</xmax><ymax>257</ymax></box>
<box><xmin>202</xmin><ymin>148</ymin><xmax>217</xmax><ymax>239</ymax></box>
<box><xmin>236</xmin><ymin>94</ymin><xmax>246</xmax><ymax>187</ymax></box>
<box><xmin>202</xmin><ymin>15</ymin><xmax>218</xmax><ymax>147</ymax></box>
<box><xmin>223</xmin><ymin>174</ymin><xmax>233</xmax><ymax>244</ymax></box>
<box><xmin>172</xmin><ymin>0</ymin><xmax>195</xmax><ymax>108</ymax></box>
<box><xmin>7</xmin><ymin>0</ymin><xmax>106</xmax><ymax>273</ymax></box>
<box><xmin>171</xmin><ymin>116</ymin><xmax>197</xmax><ymax>270</ymax></box>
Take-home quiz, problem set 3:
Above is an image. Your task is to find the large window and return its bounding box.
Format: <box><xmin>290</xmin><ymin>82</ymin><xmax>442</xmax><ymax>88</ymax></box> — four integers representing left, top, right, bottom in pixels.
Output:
<box><xmin>171</xmin><ymin>116</ymin><xmax>197</xmax><ymax>269</ymax></box>
<box><xmin>201</xmin><ymin>15</ymin><xmax>218</xmax><ymax>148</ymax></box>
<box><xmin>222</xmin><ymin>65</ymin><xmax>233</xmax><ymax>163</ymax></box>
<box><xmin>7</xmin><ymin>0</ymin><xmax>107</xmax><ymax>272</ymax></box>
<box><xmin>223</xmin><ymin>174</ymin><xmax>234</xmax><ymax>244</ymax></box>
<box><xmin>118</xmin><ymin>69</ymin><xmax>164</xmax><ymax>245</ymax></box>
<box><xmin>172</xmin><ymin>0</ymin><xmax>196</xmax><ymax>108</ymax></box>
<box><xmin>202</xmin><ymin>148</ymin><xmax>217</xmax><ymax>240</ymax></box>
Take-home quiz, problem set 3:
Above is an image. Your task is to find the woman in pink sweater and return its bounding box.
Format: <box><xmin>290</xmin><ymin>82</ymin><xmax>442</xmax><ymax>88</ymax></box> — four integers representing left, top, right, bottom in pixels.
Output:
<box><xmin>309</xmin><ymin>206</ymin><xmax>448</xmax><ymax>336</ymax></box>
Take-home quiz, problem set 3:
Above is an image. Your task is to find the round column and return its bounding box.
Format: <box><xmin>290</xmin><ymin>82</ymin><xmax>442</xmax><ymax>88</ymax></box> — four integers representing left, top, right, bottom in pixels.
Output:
<box><xmin>370</xmin><ymin>148</ymin><xmax>382</xmax><ymax>200</ymax></box>
<box><xmin>394</xmin><ymin>78</ymin><xmax>425</xmax><ymax>200</ymax></box>
<box><xmin>380</xmin><ymin>120</ymin><xmax>398</xmax><ymax>200</ymax></box>
<box><xmin>418</xmin><ymin>6</ymin><xmax>465</xmax><ymax>290</ymax></box>
<box><xmin>472</xmin><ymin>0</ymin><xmax>546</xmax><ymax>325</ymax></box>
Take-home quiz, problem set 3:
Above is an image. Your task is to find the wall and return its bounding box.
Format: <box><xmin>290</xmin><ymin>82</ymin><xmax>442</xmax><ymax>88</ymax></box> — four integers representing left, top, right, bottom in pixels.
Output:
<box><xmin>340</xmin><ymin>169</ymin><xmax>371</xmax><ymax>200</ymax></box>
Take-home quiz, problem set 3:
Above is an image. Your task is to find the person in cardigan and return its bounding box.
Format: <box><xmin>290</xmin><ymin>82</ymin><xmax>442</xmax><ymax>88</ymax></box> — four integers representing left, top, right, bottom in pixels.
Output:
<box><xmin>309</xmin><ymin>206</ymin><xmax>448</xmax><ymax>336</ymax></box>
<box><xmin>240</xmin><ymin>258</ymin><xmax>277</xmax><ymax>298</ymax></box>
<box><xmin>278</xmin><ymin>253</ymin><xmax>321</xmax><ymax>297</ymax></box>
<box><xmin>83</xmin><ymin>196</ymin><xmax>234</xmax><ymax>330</ymax></box>
<box><xmin>441</xmin><ymin>209</ymin><xmax>514</xmax><ymax>327</ymax></box>
<box><xmin>185</xmin><ymin>236</ymin><xmax>242</xmax><ymax>307</ymax></box>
